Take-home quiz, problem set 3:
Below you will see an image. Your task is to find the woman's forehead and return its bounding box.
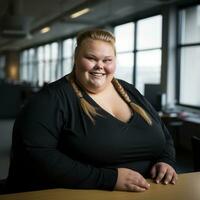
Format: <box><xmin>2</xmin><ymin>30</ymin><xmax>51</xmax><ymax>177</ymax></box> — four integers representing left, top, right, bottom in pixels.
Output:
<box><xmin>78</xmin><ymin>39</ymin><xmax>115</xmax><ymax>52</ymax></box>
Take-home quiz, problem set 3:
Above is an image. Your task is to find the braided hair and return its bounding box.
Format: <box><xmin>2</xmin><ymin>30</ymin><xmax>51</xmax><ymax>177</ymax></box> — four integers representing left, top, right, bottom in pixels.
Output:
<box><xmin>68</xmin><ymin>29</ymin><xmax>152</xmax><ymax>125</ymax></box>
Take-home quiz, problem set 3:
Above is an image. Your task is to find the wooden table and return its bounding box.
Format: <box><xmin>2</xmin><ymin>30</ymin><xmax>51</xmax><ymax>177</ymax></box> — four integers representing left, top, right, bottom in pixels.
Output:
<box><xmin>0</xmin><ymin>172</ymin><xmax>200</xmax><ymax>200</ymax></box>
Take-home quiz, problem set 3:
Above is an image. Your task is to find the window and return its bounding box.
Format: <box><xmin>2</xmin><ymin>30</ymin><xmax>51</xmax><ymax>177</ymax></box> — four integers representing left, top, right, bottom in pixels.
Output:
<box><xmin>38</xmin><ymin>42</ymin><xmax>60</xmax><ymax>86</ymax></box>
<box><xmin>114</xmin><ymin>22</ymin><xmax>134</xmax><ymax>84</ymax></box>
<box><xmin>28</xmin><ymin>48</ymin><xmax>36</xmax><ymax>83</ymax></box>
<box><xmin>179</xmin><ymin>5</ymin><xmax>200</xmax><ymax>107</ymax></box>
<box><xmin>136</xmin><ymin>15</ymin><xmax>162</xmax><ymax>94</ymax></box>
<box><xmin>50</xmin><ymin>42</ymin><xmax>58</xmax><ymax>82</ymax></box>
<box><xmin>63</xmin><ymin>38</ymin><xmax>76</xmax><ymax>75</ymax></box>
<box><xmin>53</xmin><ymin>42</ymin><xmax>62</xmax><ymax>80</ymax></box>
<box><xmin>44</xmin><ymin>44</ymin><xmax>51</xmax><ymax>83</ymax></box>
<box><xmin>20</xmin><ymin>37</ymin><xmax>76</xmax><ymax>86</ymax></box>
<box><xmin>20</xmin><ymin>50</ymin><xmax>28</xmax><ymax>82</ymax></box>
<box><xmin>114</xmin><ymin>15</ymin><xmax>162</xmax><ymax>94</ymax></box>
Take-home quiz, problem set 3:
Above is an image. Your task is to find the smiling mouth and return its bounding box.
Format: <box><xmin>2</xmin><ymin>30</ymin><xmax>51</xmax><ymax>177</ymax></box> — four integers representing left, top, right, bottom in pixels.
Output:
<box><xmin>89</xmin><ymin>72</ymin><xmax>106</xmax><ymax>77</ymax></box>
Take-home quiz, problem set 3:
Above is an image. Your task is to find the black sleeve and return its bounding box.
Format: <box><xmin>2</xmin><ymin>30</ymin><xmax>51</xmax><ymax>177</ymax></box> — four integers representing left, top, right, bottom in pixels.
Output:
<box><xmin>13</xmin><ymin>88</ymin><xmax>117</xmax><ymax>190</ymax></box>
<box><xmin>156</xmin><ymin>120</ymin><xmax>176</xmax><ymax>167</ymax></box>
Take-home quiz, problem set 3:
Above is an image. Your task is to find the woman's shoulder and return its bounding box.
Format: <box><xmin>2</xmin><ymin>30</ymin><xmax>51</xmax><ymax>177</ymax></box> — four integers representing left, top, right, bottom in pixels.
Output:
<box><xmin>117</xmin><ymin>79</ymin><xmax>141</xmax><ymax>96</ymax></box>
<box><xmin>35</xmin><ymin>76</ymin><xmax>73</xmax><ymax>98</ymax></box>
<box><xmin>117</xmin><ymin>78</ymin><xmax>160</xmax><ymax>120</ymax></box>
<box><xmin>43</xmin><ymin>76</ymin><xmax>71</xmax><ymax>92</ymax></box>
<box><xmin>23</xmin><ymin>76</ymin><xmax>73</xmax><ymax>110</ymax></box>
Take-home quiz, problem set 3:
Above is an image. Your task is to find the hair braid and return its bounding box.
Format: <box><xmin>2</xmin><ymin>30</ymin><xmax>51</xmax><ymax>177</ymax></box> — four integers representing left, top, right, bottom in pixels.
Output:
<box><xmin>66</xmin><ymin>74</ymin><xmax>101</xmax><ymax>124</ymax></box>
<box><xmin>112</xmin><ymin>78</ymin><xmax>152</xmax><ymax>125</ymax></box>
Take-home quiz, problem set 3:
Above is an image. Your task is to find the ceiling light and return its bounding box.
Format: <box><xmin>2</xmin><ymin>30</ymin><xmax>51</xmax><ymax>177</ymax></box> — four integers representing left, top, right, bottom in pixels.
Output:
<box><xmin>70</xmin><ymin>8</ymin><xmax>90</xmax><ymax>19</ymax></box>
<box><xmin>40</xmin><ymin>27</ymin><xmax>50</xmax><ymax>34</ymax></box>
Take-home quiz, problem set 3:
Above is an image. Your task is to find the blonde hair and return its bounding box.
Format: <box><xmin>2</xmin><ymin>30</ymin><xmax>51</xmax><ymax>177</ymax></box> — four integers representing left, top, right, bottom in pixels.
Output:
<box><xmin>75</xmin><ymin>29</ymin><xmax>116</xmax><ymax>57</ymax></box>
<box><xmin>112</xmin><ymin>79</ymin><xmax>152</xmax><ymax>125</ymax></box>
<box><xmin>69</xmin><ymin>29</ymin><xmax>152</xmax><ymax>125</ymax></box>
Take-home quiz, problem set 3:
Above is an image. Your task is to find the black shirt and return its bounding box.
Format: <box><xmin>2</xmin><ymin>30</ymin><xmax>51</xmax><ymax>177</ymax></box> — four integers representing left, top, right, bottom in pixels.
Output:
<box><xmin>6</xmin><ymin>76</ymin><xmax>175</xmax><ymax>193</ymax></box>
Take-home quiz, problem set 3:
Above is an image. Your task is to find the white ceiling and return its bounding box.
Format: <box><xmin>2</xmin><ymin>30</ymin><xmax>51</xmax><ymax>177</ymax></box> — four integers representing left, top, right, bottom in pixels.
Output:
<box><xmin>0</xmin><ymin>0</ymin><xmax>193</xmax><ymax>52</ymax></box>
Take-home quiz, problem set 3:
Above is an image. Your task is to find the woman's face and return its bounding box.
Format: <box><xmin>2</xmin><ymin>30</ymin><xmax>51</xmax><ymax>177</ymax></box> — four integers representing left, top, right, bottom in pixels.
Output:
<box><xmin>74</xmin><ymin>39</ymin><xmax>116</xmax><ymax>94</ymax></box>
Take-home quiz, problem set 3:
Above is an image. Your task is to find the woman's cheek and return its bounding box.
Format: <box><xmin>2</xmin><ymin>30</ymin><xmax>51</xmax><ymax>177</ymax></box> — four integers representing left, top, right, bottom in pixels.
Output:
<box><xmin>105</xmin><ymin>63</ymin><xmax>116</xmax><ymax>74</ymax></box>
<box><xmin>80</xmin><ymin>60</ymin><xmax>94</xmax><ymax>71</ymax></box>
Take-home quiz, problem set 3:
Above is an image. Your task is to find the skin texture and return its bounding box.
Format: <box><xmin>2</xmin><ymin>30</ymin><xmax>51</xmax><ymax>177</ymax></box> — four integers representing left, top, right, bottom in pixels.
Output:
<box><xmin>74</xmin><ymin>39</ymin><xmax>116</xmax><ymax>94</ymax></box>
<box><xmin>115</xmin><ymin>168</ymin><xmax>151</xmax><ymax>192</ymax></box>
<box><xmin>115</xmin><ymin>163</ymin><xmax>178</xmax><ymax>192</ymax></box>
<box><xmin>74</xmin><ymin>38</ymin><xmax>178</xmax><ymax>192</ymax></box>
<box><xmin>150</xmin><ymin>162</ymin><xmax>178</xmax><ymax>185</ymax></box>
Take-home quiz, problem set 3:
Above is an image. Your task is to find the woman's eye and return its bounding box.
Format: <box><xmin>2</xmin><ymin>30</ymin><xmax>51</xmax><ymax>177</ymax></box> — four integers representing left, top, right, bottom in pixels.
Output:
<box><xmin>86</xmin><ymin>57</ymin><xmax>95</xmax><ymax>61</ymax></box>
<box><xmin>103</xmin><ymin>59</ymin><xmax>112</xmax><ymax>63</ymax></box>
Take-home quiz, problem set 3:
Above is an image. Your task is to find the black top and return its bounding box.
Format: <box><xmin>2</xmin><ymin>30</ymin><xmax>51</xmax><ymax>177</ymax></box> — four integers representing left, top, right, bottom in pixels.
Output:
<box><xmin>6</xmin><ymin>76</ymin><xmax>175</xmax><ymax>193</ymax></box>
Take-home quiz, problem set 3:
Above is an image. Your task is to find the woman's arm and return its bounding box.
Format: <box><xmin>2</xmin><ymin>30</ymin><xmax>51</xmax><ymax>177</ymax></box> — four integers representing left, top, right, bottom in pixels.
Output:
<box><xmin>132</xmin><ymin>88</ymin><xmax>177</xmax><ymax>184</ymax></box>
<box><xmin>120</xmin><ymin>80</ymin><xmax>177</xmax><ymax>184</ymax></box>
<box><xmin>11</xmin><ymin>88</ymin><xmax>117</xmax><ymax>190</ymax></box>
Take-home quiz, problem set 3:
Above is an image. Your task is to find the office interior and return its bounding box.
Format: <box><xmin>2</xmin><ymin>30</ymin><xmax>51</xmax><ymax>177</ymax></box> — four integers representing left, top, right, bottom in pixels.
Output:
<box><xmin>0</xmin><ymin>0</ymin><xmax>200</xmax><ymax>182</ymax></box>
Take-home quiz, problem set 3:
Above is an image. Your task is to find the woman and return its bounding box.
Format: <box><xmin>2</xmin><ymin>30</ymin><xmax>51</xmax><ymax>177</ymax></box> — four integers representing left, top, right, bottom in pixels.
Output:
<box><xmin>6</xmin><ymin>29</ymin><xmax>177</xmax><ymax>193</ymax></box>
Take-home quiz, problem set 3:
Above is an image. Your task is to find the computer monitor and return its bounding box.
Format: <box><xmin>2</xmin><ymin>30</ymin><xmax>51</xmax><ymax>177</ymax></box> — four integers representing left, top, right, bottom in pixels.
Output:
<box><xmin>144</xmin><ymin>84</ymin><xmax>162</xmax><ymax>112</ymax></box>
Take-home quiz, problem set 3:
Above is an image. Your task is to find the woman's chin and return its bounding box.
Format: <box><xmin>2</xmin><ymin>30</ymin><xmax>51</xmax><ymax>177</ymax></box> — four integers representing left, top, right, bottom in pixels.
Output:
<box><xmin>86</xmin><ymin>83</ymin><xmax>106</xmax><ymax>94</ymax></box>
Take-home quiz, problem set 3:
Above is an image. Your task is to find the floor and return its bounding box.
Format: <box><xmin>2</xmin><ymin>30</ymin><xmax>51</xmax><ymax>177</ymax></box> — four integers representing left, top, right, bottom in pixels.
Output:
<box><xmin>0</xmin><ymin>120</ymin><xmax>195</xmax><ymax>181</ymax></box>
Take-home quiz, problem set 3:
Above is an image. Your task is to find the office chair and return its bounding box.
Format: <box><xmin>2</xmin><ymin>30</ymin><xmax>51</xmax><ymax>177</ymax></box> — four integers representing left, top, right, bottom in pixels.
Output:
<box><xmin>191</xmin><ymin>136</ymin><xmax>200</xmax><ymax>172</ymax></box>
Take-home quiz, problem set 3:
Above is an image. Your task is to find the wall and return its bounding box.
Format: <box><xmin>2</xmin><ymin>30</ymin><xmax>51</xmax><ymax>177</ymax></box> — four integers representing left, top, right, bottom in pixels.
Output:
<box><xmin>5</xmin><ymin>51</ymin><xmax>20</xmax><ymax>81</ymax></box>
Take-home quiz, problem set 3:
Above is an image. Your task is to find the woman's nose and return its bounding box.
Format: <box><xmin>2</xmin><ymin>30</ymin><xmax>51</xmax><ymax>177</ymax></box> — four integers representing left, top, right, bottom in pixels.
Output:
<box><xmin>95</xmin><ymin>60</ymin><xmax>104</xmax><ymax>69</ymax></box>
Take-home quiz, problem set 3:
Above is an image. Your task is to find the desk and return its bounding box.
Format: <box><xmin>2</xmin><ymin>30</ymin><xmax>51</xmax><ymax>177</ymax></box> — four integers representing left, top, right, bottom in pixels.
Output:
<box><xmin>161</xmin><ymin>114</ymin><xmax>200</xmax><ymax>151</ymax></box>
<box><xmin>0</xmin><ymin>172</ymin><xmax>200</xmax><ymax>200</ymax></box>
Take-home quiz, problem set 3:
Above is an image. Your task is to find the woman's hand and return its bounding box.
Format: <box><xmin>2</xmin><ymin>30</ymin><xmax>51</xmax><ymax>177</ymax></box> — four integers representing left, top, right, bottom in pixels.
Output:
<box><xmin>150</xmin><ymin>162</ymin><xmax>178</xmax><ymax>184</ymax></box>
<box><xmin>114</xmin><ymin>168</ymin><xmax>150</xmax><ymax>192</ymax></box>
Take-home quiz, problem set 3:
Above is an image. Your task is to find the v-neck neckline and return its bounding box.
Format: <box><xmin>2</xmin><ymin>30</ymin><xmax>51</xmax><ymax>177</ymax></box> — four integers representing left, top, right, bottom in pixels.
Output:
<box><xmin>83</xmin><ymin>91</ymin><xmax>137</xmax><ymax>125</ymax></box>
<box><xmin>64</xmin><ymin>76</ymin><xmax>138</xmax><ymax>125</ymax></box>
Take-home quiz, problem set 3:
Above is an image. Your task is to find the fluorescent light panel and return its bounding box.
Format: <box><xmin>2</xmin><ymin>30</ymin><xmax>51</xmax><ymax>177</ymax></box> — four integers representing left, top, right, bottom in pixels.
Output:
<box><xmin>70</xmin><ymin>8</ymin><xmax>90</xmax><ymax>19</ymax></box>
<box><xmin>40</xmin><ymin>27</ymin><xmax>50</xmax><ymax>34</ymax></box>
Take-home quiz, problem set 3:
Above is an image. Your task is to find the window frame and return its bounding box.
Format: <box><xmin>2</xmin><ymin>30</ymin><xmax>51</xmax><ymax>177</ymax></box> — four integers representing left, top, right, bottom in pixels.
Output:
<box><xmin>113</xmin><ymin>13</ymin><xmax>163</xmax><ymax>94</ymax></box>
<box><xmin>177</xmin><ymin>3</ymin><xmax>200</xmax><ymax>109</ymax></box>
